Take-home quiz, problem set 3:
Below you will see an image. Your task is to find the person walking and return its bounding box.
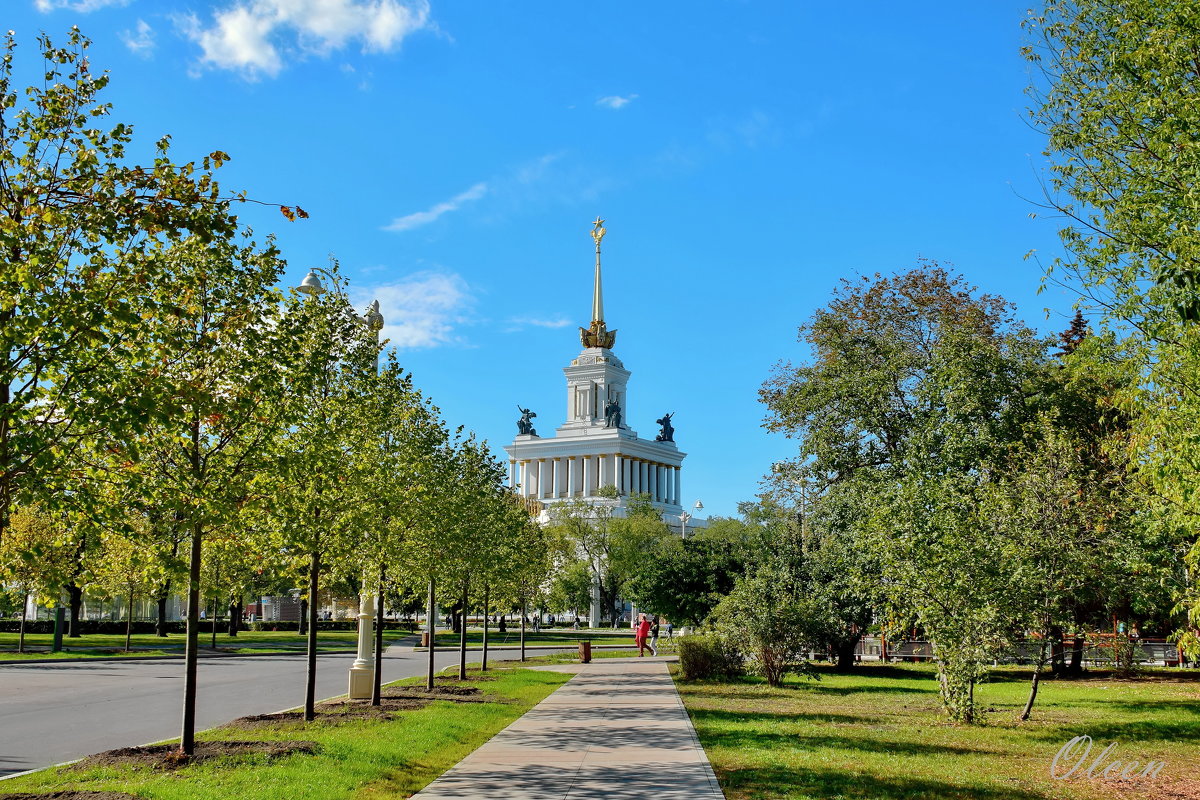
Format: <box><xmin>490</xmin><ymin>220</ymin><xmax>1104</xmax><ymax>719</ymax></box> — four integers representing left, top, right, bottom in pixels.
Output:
<box><xmin>648</xmin><ymin>616</ymin><xmax>661</xmax><ymax>656</ymax></box>
<box><xmin>665</xmin><ymin>620</ymin><xmax>674</xmax><ymax>639</ymax></box>
<box><xmin>635</xmin><ymin>613</ymin><xmax>652</xmax><ymax>657</ymax></box>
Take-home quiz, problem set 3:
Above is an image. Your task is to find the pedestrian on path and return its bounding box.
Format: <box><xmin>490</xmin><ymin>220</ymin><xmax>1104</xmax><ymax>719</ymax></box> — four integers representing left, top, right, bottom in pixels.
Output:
<box><xmin>635</xmin><ymin>613</ymin><xmax>652</xmax><ymax>656</ymax></box>
<box><xmin>665</xmin><ymin>620</ymin><xmax>674</xmax><ymax>638</ymax></box>
<box><xmin>648</xmin><ymin>616</ymin><xmax>660</xmax><ymax>656</ymax></box>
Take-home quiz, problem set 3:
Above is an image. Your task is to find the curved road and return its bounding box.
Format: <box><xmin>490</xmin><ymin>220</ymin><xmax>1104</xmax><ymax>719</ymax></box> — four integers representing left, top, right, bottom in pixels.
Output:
<box><xmin>0</xmin><ymin>644</ymin><xmax>558</xmax><ymax>778</ymax></box>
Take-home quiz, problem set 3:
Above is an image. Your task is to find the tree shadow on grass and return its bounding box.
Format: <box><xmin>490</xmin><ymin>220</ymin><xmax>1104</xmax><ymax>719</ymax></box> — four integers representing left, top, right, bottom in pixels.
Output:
<box><xmin>1025</xmin><ymin>718</ymin><xmax>1200</xmax><ymax>745</ymax></box>
<box><xmin>717</xmin><ymin>764</ymin><xmax>1052</xmax><ymax>800</ymax></box>
<box><xmin>693</xmin><ymin>708</ymin><xmax>992</xmax><ymax>757</ymax></box>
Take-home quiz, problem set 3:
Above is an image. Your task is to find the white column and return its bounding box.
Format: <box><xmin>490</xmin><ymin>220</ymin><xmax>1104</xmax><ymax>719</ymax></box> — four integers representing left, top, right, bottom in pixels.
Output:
<box><xmin>639</xmin><ymin>460</ymin><xmax>647</xmax><ymax>495</ymax></box>
<box><xmin>534</xmin><ymin>459</ymin><xmax>544</xmax><ymax>499</ymax></box>
<box><xmin>567</xmin><ymin>456</ymin><xmax>577</xmax><ymax>496</ymax></box>
<box><xmin>666</xmin><ymin>466</ymin><xmax>676</xmax><ymax>504</ymax></box>
<box><xmin>520</xmin><ymin>461</ymin><xmax>530</xmax><ymax>497</ymax></box>
<box><xmin>615</xmin><ymin>454</ymin><xmax>624</xmax><ymax>494</ymax></box>
<box><xmin>652</xmin><ymin>463</ymin><xmax>661</xmax><ymax>502</ymax></box>
<box><xmin>552</xmin><ymin>458</ymin><xmax>562</xmax><ymax>498</ymax></box>
<box><xmin>348</xmin><ymin>593</ymin><xmax>374</xmax><ymax>699</ymax></box>
<box><xmin>583</xmin><ymin>456</ymin><xmax>592</xmax><ymax>497</ymax></box>
<box><xmin>508</xmin><ymin>460</ymin><xmax>516</xmax><ymax>489</ymax></box>
<box><xmin>675</xmin><ymin>467</ymin><xmax>682</xmax><ymax>507</ymax></box>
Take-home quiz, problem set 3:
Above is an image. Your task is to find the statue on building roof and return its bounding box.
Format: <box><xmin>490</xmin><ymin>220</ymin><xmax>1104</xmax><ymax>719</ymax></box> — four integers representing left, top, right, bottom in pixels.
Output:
<box><xmin>604</xmin><ymin>397</ymin><xmax>622</xmax><ymax>429</ymax></box>
<box><xmin>516</xmin><ymin>406</ymin><xmax>538</xmax><ymax>436</ymax></box>
<box><xmin>655</xmin><ymin>412</ymin><xmax>675</xmax><ymax>443</ymax></box>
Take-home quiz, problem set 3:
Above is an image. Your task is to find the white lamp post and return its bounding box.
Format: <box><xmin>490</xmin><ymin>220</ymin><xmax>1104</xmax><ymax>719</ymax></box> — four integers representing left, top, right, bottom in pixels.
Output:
<box><xmin>295</xmin><ymin>268</ymin><xmax>383</xmax><ymax>701</ymax></box>
<box><xmin>680</xmin><ymin>500</ymin><xmax>703</xmax><ymax>538</ymax></box>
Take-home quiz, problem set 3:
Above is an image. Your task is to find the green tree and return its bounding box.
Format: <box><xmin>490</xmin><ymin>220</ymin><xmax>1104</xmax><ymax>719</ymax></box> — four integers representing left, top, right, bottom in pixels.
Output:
<box><xmin>0</xmin><ymin>30</ymin><xmax>263</xmax><ymax>551</ymax></box>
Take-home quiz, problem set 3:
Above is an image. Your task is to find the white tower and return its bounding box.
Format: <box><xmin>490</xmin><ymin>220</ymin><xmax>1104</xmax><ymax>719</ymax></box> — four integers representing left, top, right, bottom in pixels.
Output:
<box><xmin>503</xmin><ymin>218</ymin><xmax>689</xmax><ymax>521</ymax></box>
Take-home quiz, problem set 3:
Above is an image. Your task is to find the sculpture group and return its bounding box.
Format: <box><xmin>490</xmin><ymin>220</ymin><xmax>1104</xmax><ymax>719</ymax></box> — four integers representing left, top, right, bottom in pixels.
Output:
<box><xmin>516</xmin><ymin>406</ymin><xmax>538</xmax><ymax>436</ymax></box>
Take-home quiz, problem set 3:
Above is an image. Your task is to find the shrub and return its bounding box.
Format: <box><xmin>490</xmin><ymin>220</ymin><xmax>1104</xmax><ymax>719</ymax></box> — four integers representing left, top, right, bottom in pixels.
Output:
<box><xmin>678</xmin><ymin>633</ymin><xmax>744</xmax><ymax>680</ymax></box>
<box><xmin>710</xmin><ymin>565</ymin><xmax>818</xmax><ymax>687</ymax></box>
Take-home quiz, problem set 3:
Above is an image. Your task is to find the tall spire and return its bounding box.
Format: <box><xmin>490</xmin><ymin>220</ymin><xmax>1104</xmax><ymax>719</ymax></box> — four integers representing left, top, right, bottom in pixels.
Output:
<box><xmin>591</xmin><ymin>216</ymin><xmax>606</xmax><ymax>324</ymax></box>
<box><xmin>580</xmin><ymin>216</ymin><xmax>617</xmax><ymax>348</ymax></box>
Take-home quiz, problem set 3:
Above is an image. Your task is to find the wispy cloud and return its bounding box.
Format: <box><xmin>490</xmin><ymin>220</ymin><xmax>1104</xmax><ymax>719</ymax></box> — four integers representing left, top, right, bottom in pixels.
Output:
<box><xmin>178</xmin><ymin>0</ymin><xmax>431</xmax><ymax>79</ymax></box>
<box><xmin>506</xmin><ymin>315</ymin><xmax>570</xmax><ymax>332</ymax></box>
<box><xmin>597</xmin><ymin>94</ymin><xmax>638</xmax><ymax>110</ymax></box>
<box><xmin>34</xmin><ymin>0</ymin><xmax>129</xmax><ymax>11</ymax></box>
<box><xmin>383</xmin><ymin>182</ymin><xmax>488</xmax><ymax>233</ymax></box>
<box><xmin>356</xmin><ymin>272</ymin><xmax>473</xmax><ymax>349</ymax></box>
<box><xmin>120</xmin><ymin>19</ymin><xmax>156</xmax><ymax>57</ymax></box>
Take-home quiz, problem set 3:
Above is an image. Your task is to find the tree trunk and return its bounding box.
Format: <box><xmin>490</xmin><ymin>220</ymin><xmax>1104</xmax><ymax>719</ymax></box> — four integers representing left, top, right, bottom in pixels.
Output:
<box><xmin>425</xmin><ymin>576</ymin><xmax>436</xmax><ymax>691</ymax></box>
<box><xmin>1068</xmin><ymin>634</ymin><xmax>1085</xmax><ymax>674</ymax></box>
<box><xmin>18</xmin><ymin>590</ymin><xmax>28</xmax><ymax>654</ymax></box>
<box><xmin>125</xmin><ymin>588</ymin><xmax>134</xmax><ymax>652</ymax></box>
<box><xmin>372</xmin><ymin>567</ymin><xmax>385</xmax><ymax>707</ymax></box>
<box><xmin>155</xmin><ymin>588</ymin><xmax>171</xmax><ymax>638</ymax></box>
<box><xmin>835</xmin><ymin>637</ymin><xmax>858</xmax><ymax>671</ymax></box>
<box><xmin>210</xmin><ymin>600</ymin><xmax>218</xmax><ymax>649</ymax></box>
<box><xmin>458</xmin><ymin>579</ymin><xmax>469</xmax><ymax>680</ymax></box>
<box><xmin>66</xmin><ymin>583</ymin><xmax>83</xmax><ymax>638</ymax></box>
<box><xmin>520</xmin><ymin>597</ymin><xmax>526</xmax><ymax>663</ymax></box>
<box><xmin>482</xmin><ymin>584</ymin><xmax>489</xmax><ymax>672</ymax></box>
<box><xmin>228</xmin><ymin>596</ymin><xmax>240</xmax><ymax>637</ymax></box>
<box><xmin>304</xmin><ymin>547</ymin><xmax>321</xmax><ymax>722</ymax></box>
<box><xmin>1021</xmin><ymin>637</ymin><xmax>1050</xmax><ymax>721</ymax></box>
<box><xmin>298</xmin><ymin>598</ymin><xmax>308</xmax><ymax>636</ymax></box>
<box><xmin>180</xmin><ymin>522</ymin><xmax>203</xmax><ymax>756</ymax></box>
<box><xmin>1049</xmin><ymin>625</ymin><xmax>1065</xmax><ymax>674</ymax></box>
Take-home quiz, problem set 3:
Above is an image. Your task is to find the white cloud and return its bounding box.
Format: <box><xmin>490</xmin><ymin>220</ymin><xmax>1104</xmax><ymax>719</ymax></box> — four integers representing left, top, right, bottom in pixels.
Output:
<box><xmin>596</xmin><ymin>94</ymin><xmax>638</xmax><ymax>110</ymax></box>
<box><xmin>120</xmin><ymin>19</ymin><xmax>155</xmax><ymax>56</ymax></box>
<box><xmin>383</xmin><ymin>182</ymin><xmax>487</xmax><ymax>232</ymax></box>
<box><xmin>356</xmin><ymin>272</ymin><xmax>472</xmax><ymax>349</ymax></box>
<box><xmin>34</xmin><ymin>0</ymin><xmax>129</xmax><ymax>11</ymax></box>
<box><xmin>507</xmin><ymin>316</ymin><xmax>570</xmax><ymax>331</ymax></box>
<box><xmin>180</xmin><ymin>0</ymin><xmax>431</xmax><ymax>78</ymax></box>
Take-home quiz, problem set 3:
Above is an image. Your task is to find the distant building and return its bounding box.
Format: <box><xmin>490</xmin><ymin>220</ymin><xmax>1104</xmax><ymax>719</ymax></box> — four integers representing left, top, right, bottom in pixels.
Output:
<box><xmin>504</xmin><ymin>219</ymin><xmax>706</xmax><ymax>623</ymax></box>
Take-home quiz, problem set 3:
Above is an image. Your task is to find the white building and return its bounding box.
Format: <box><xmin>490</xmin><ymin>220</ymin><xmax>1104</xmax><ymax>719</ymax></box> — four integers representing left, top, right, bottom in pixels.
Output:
<box><xmin>503</xmin><ymin>219</ymin><xmax>706</xmax><ymax>545</ymax></box>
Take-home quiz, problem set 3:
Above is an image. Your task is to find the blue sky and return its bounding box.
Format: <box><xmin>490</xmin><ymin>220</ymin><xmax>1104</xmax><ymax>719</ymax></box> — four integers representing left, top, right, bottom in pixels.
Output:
<box><xmin>6</xmin><ymin>1</ymin><xmax>1077</xmax><ymax>518</ymax></box>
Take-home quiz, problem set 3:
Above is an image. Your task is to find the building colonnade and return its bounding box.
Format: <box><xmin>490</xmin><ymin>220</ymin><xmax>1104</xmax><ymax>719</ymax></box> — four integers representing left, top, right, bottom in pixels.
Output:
<box><xmin>510</xmin><ymin>455</ymin><xmax>681</xmax><ymax>505</ymax></box>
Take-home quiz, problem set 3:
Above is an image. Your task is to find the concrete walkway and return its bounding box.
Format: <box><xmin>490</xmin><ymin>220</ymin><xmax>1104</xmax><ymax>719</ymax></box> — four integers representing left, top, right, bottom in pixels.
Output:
<box><xmin>412</xmin><ymin>657</ymin><xmax>724</xmax><ymax>799</ymax></box>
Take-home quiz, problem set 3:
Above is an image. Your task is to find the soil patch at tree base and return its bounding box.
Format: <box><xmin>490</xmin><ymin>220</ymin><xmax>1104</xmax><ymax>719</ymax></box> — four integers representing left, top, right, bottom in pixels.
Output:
<box><xmin>69</xmin><ymin>741</ymin><xmax>317</xmax><ymax>771</ymax></box>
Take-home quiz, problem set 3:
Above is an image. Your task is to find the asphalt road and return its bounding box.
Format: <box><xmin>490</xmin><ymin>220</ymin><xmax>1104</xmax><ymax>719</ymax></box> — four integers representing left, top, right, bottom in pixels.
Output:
<box><xmin>0</xmin><ymin>644</ymin><xmax>557</xmax><ymax>778</ymax></box>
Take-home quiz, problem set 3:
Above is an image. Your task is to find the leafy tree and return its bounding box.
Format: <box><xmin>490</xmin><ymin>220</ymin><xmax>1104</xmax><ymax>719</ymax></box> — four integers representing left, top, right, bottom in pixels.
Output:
<box><xmin>0</xmin><ymin>30</ymin><xmax>258</xmax><ymax>551</ymax></box>
<box><xmin>116</xmin><ymin>236</ymin><xmax>296</xmax><ymax>755</ymax></box>
<box><xmin>91</xmin><ymin>527</ymin><xmax>154</xmax><ymax>651</ymax></box>
<box><xmin>0</xmin><ymin>505</ymin><xmax>72</xmax><ymax>651</ymax></box>
<box><xmin>1024</xmin><ymin>0</ymin><xmax>1200</xmax><ymax>325</ymax></box>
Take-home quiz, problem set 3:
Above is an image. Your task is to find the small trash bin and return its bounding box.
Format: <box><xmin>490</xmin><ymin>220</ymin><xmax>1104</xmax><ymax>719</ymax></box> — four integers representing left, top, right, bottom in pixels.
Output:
<box><xmin>578</xmin><ymin>641</ymin><xmax>592</xmax><ymax>663</ymax></box>
<box><xmin>421</xmin><ymin>631</ymin><xmax>430</xmax><ymax>648</ymax></box>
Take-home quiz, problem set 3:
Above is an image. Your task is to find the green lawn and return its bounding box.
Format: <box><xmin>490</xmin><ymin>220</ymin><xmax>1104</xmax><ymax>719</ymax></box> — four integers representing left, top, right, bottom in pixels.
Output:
<box><xmin>430</xmin><ymin>628</ymin><xmax>636</xmax><ymax>648</ymax></box>
<box><xmin>0</xmin><ymin>629</ymin><xmax>415</xmax><ymax>661</ymax></box>
<box><xmin>0</xmin><ymin>667</ymin><xmax>571</xmax><ymax>800</ymax></box>
<box><xmin>674</xmin><ymin>662</ymin><xmax>1200</xmax><ymax>800</ymax></box>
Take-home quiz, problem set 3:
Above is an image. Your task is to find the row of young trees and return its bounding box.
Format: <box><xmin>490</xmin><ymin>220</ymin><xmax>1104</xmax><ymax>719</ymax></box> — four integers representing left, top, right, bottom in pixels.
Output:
<box><xmin>0</xmin><ymin>30</ymin><xmax>546</xmax><ymax>755</ymax></box>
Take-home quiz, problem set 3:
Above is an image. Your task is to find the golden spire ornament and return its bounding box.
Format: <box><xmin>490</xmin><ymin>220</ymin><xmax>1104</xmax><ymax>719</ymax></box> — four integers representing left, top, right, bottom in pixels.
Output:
<box><xmin>580</xmin><ymin>216</ymin><xmax>617</xmax><ymax>349</ymax></box>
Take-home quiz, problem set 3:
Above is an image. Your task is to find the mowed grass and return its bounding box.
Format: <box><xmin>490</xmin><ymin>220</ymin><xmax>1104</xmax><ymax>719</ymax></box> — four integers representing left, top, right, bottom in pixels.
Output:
<box><xmin>0</xmin><ymin>666</ymin><xmax>571</xmax><ymax>800</ymax></box>
<box><xmin>0</xmin><ymin>629</ymin><xmax>414</xmax><ymax>661</ymax></box>
<box><xmin>675</xmin><ymin>662</ymin><xmax>1200</xmax><ymax>800</ymax></box>
<box><xmin>430</xmin><ymin>628</ymin><xmax>636</xmax><ymax>648</ymax></box>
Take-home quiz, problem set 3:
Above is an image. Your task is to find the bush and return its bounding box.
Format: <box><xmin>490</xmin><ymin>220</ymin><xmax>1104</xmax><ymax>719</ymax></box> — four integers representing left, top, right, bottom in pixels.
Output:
<box><xmin>678</xmin><ymin>633</ymin><xmax>744</xmax><ymax>680</ymax></box>
<box><xmin>710</xmin><ymin>565</ymin><xmax>818</xmax><ymax>687</ymax></box>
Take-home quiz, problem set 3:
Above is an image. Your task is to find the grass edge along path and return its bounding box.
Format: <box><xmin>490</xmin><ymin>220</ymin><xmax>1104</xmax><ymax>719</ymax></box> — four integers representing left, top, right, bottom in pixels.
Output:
<box><xmin>671</xmin><ymin>661</ymin><xmax>1200</xmax><ymax>800</ymax></box>
<box><xmin>0</xmin><ymin>666</ymin><xmax>572</xmax><ymax>800</ymax></box>
<box><xmin>0</xmin><ymin>630</ymin><xmax>414</xmax><ymax>662</ymax></box>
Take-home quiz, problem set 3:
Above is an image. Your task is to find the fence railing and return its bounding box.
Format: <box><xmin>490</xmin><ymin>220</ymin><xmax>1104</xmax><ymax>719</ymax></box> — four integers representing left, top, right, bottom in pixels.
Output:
<box><xmin>846</xmin><ymin>636</ymin><xmax>1189</xmax><ymax>668</ymax></box>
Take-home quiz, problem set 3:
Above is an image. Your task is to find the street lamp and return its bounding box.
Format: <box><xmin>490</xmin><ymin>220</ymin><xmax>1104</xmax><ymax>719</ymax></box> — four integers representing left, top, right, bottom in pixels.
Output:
<box><xmin>293</xmin><ymin>267</ymin><xmax>383</xmax><ymax>701</ymax></box>
<box><xmin>680</xmin><ymin>500</ymin><xmax>703</xmax><ymax>539</ymax></box>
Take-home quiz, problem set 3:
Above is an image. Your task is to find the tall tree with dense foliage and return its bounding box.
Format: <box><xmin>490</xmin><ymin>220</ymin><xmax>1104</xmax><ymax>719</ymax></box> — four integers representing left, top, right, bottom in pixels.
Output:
<box><xmin>0</xmin><ymin>30</ymin><xmax>258</xmax><ymax>551</ymax></box>
<box><xmin>1025</xmin><ymin>1</ymin><xmax>1200</xmax><ymax>656</ymax></box>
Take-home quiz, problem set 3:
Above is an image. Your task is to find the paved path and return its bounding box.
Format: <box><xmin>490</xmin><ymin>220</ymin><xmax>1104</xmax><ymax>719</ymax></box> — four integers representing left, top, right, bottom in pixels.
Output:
<box><xmin>0</xmin><ymin>643</ymin><xmax>573</xmax><ymax>778</ymax></box>
<box><xmin>413</xmin><ymin>657</ymin><xmax>724</xmax><ymax>799</ymax></box>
